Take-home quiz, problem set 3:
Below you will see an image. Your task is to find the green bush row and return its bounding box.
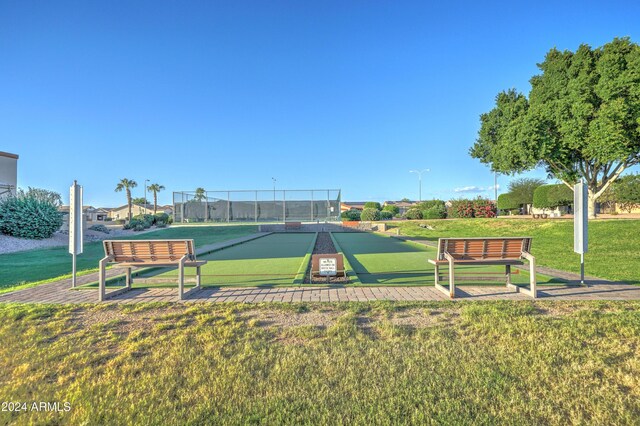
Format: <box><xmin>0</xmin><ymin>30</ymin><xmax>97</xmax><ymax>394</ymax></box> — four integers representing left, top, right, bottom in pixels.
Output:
<box><xmin>0</xmin><ymin>195</ymin><xmax>63</xmax><ymax>239</ymax></box>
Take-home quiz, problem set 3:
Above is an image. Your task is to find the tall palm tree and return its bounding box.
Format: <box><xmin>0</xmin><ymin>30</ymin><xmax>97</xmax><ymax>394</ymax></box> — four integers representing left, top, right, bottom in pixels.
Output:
<box><xmin>194</xmin><ymin>187</ymin><xmax>206</xmax><ymax>201</ymax></box>
<box><xmin>115</xmin><ymin>178</ymin><xmax>138</xmax><ymax>222</ymax></box>
<box><xmin>147</xmin><ymin>183</ymin><xmax>165</xmax><ymax>214</ymax></box>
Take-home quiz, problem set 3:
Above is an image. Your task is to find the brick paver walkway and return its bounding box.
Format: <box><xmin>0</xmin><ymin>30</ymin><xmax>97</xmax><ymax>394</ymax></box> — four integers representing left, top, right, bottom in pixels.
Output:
<box><xmin>1</xmin><ymin>281</ymin><xmax>638</xmax><ymax>304</ymax></box>
<box><xmin>1</xmin><ymin>232</ymin><xmax>639</xmax><ymax>304</ymax></box>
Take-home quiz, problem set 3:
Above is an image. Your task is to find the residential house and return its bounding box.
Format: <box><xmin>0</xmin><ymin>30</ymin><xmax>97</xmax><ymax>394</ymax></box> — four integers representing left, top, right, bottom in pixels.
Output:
<box><xmin>0</xmin><ymin>151</ymin><xmax>18</xmax><ymax>200</ymax></box>
<box><xmin>383</xmin><ymin>200</ymin><xmax>419</xmax><ymax>216</ymax></box>
<box><xmin>108</xmin><ymin>203</ymin><xmax>155</xmax><ymax>220</ymax></box>
<box><xmin>340</xmin><ymin>202</ymin><xmax>368</xmax><ymax>212</ymax></box>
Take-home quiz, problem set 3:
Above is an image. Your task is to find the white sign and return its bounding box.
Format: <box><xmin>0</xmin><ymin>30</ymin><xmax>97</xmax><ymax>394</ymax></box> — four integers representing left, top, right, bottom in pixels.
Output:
<box><xmin>69</xmin><ymin>181</ymin><xmax>84</xmax><ymax>255</ymax></box>
<box><xmin>573</xmin><ymin>182</ymin><xmax>588</xmax><ymax>254</ymax></box>
<box><xmin>319</xmin><ymin>257</ymin><xmax>337</xmax><ymax>276</ymax></box>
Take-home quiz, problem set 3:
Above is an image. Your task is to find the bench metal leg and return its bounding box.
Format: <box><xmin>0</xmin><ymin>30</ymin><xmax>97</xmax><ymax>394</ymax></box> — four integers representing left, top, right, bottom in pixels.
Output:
<box><xmin>434</xmin><ymin>264</ymin><xmax>439</xmax><ymax>285</ymax></box>
<box><xmin>178</xmin><ymin>266</ymin><xmax>184</xmax><ymax>300</ymax></box>
<box><xmin>505</xmin><ymin>264</ymin><xmax>511</xmax><ymax>286</ymax></box>
<box><xmin>434</xmin><ymin>255</ymin><xmax>456</xmax><ymax>299</ymax></box>
<box><xmin>506</xmin><ymin>254</ymin><xmax>537</xmax><ymax>298</ymax></box>
<box><xmin>196</xmin><ymin>266</ymin><xmax>201</xmax><ymax>289</ymax></box>
<box><xmin>125</xmin><ymin>267</ymin><xmax>132</xmax><ymax>289</ymax></box>
<box><xmin>448</xmin><ymin>258</ymin><xmax>455</xmax><ymax>298</ymax></box>
<box><xmin>98</xmin><ymin>256</ymin><xmax>109</xmax><ymax>302</ymax></box>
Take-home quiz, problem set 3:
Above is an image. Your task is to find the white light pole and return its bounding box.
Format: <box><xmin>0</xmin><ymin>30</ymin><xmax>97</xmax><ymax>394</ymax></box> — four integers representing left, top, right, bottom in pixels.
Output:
<box><xmin>144</xmin><ymin>179</ymin><xmax>150</xmax><ymax>213</ymax></box>
<box><xmin>272</xmin><ymin>177</ymin><xmax>277</xmax><ymax>220</ymax></box>
<box><xmin>409</xmin><ymin>169</ymin><xmax>430</xmax><ymax>202</ymax></box>
<box><xmin>272</xmin><ymin>177</ymin><xmax>276</xmax><ymax>201</ymax></box>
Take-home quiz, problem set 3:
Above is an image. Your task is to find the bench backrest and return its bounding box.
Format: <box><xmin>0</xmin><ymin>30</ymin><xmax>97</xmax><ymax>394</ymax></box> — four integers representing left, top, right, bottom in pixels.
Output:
<box><xmin>436</xmin><ymin>237</ymin><xmax>532</xmax><ymax>261</ymax></box>
<box><xmin>311</xmin><ymin>254</ymin><xmax>345</xmax><ymax>274</ymax></box>
<box><xmin>103</xmin><ymin>239</ymin><xmax>196</xmax><ymax>263</ymax></box>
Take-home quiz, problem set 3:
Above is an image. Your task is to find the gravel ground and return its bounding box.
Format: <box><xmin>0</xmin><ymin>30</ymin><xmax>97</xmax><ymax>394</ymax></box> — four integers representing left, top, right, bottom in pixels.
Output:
<box><xmin>304</xmin><ymin>232</ymin><xmax>350</xmax><ymax>284</ymax></box>
<box><xmin>0</xmin><ymin>225</ymin><xmax>163</xmax><ymax>255</ymax></box>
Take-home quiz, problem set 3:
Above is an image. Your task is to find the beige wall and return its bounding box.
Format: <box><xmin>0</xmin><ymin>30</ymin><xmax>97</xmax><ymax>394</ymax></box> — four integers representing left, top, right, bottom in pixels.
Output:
<box><xmin>109</xmin><ymin>205</ymin><xmax>153</xmax><ymax>220</ymax></box>
<box><xmin>0</xmin><ymin>152</ymin><xmax>18</xmax><ymax>199</ymax></box>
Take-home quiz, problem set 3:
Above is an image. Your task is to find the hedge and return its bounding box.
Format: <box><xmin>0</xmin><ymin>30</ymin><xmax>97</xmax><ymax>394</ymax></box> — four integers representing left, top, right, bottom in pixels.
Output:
<box><xmin>0</xmin><ymin>196</ymin><xmax>63</xmax><ymax>239</ymax></box>
<box><xmin>361</xmin><ymin>208</ymin><xmax>381</xmax><ymax>221</ymax></box>
<box><xmin>533</xmin><ymin>184</ymin><xmax>573</xmax><ymax>209</ymax></box>
<box><xmin>364</xmin><ymin>202</ymin><xmax>382</xmax><ymax>210</ymax></box>
<box><xmin>497</xmin><ymin>193</ymin><xmax>519</xmax><ymax>210</ymax></box>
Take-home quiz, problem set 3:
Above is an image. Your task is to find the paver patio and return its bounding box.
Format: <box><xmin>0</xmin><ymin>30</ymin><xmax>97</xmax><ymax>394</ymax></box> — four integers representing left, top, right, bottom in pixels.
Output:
<box><xmin>1</xmin><ymin>277</ymin><xmax>639</xmax><ymax>304</ymax></box>
<box><xmin>2</xmin><ymin>231</ymin><xmax>639</xmax><ymax>304</ymax></box>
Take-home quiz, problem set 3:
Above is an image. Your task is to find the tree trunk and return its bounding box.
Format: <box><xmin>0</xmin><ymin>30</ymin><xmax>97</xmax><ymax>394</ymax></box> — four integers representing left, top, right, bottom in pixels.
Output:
<box><xmin>588</xmin><ymin>192</ymin><xmax>597</xmax><ymax>219</ymax></box>
<box><xmin>127</xmin><ymin>189</ymin><xmax>132</xmax><ymax>222</ymax></box>
<box><xmin>154</xmin><ymin>192</ymin><xmax>157</xmax><ymax>214</ymax></box>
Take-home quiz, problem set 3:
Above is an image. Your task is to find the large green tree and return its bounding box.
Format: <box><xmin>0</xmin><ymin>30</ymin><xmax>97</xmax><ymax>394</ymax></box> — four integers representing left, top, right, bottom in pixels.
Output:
<box><xmin>471</xmin><ymin>37</ymin><xmax>640</xmax><ymax>217</ymax></box>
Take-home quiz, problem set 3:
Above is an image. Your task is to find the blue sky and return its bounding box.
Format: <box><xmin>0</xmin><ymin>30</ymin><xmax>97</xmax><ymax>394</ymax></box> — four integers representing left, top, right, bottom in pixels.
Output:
<box><xmin>1</xmin><ymin>0</ymin><xmax>639</xmax><ymax>207</ymax></box>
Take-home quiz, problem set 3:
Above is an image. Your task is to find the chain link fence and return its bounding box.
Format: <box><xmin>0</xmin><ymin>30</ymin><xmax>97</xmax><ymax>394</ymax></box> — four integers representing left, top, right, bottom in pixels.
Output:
<box><xmin>173</xmin><ymin>189</ymin><xmax>341</xmax><ymax>223</ymax></box>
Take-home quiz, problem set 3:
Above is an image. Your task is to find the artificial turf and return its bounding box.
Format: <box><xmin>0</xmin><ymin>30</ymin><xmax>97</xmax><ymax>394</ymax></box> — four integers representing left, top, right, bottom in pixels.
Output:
<box><xmin>387</xmin><ymin>218</ymin><xmax>640</xmax><ymax>284</ymax></box>
<box><xmin>137</xmin><ymin>233</ymin><xmax>316</xmax><ymax>286</ymax></box>
<box><xmin>332</xmin><ymin>232</ymin><xmax>562</xmax><ymax>285</ymax></box>
<box><xmin>0</xmin><ymin>225</ymin><xmax>258</xmax><ymax>292</ymax></box>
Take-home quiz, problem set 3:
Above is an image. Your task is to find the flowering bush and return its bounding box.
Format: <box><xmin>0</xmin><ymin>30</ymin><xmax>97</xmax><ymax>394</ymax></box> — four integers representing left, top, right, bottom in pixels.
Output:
<box><xmin>473</xmin><ymin>198</ymin><xmax>497</xmax><ymax>218</ymax></box>
<box><xmin>448</xmin><ymin>199</ymin><xmax>475</xmax><ymax>218</ymax></box>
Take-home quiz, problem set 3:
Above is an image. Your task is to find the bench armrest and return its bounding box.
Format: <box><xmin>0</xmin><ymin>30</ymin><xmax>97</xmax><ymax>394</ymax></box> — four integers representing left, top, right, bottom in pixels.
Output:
<box><xmin>521</xmin><ymin>251</ymin><xmax>535</xmax><ymax>262</ymax></box>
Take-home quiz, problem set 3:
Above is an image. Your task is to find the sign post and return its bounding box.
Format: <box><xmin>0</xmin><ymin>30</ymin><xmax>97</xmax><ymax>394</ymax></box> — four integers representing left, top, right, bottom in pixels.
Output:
<box><xmin>573</xmin><ymin>180</ymin><xmax>588</xmax><ymax>286</ymax></box>
<box><xmin>69</xmin><ymin>181</ymin><xmax>84</xmax><ymax>288</ymax></box>
<box><xmin>319</xmin><ymin>257</ymin><xmax>337</xmax><ymax>284</ymax></box>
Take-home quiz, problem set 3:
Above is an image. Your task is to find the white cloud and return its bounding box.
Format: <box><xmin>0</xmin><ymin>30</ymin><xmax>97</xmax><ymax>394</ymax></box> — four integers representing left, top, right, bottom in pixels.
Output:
<box><xmin>453</xmin><ymin>186</ymin><xmax>485</xmax><ymax>193</ymax></box>
<box><xmin>486</xmin><ymin>184</ymin><xmax>501</xmax><ymax>191</ymax></box>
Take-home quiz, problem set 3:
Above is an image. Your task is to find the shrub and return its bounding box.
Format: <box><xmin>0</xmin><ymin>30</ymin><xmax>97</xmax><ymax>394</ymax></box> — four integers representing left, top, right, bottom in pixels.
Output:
<box><xmin>448</xmin><ymin>199</ymin><xmax>475</xmax><ymax>218</ymax></box>
<box><xmin>89</xmin><ymin>224</ymin><xmax>110</xmax><ymax>233</ymax></box>
<box><xmin>382</xmin><ymin>204</ymin><xmax>400</xmax><ymax>215</ymax></box>
<box><xmin>417</xmin><ymin>200</ymin><xmax>445</xmax><ymax>211</ymax></box>
<box><xmin>497</xmin><ymin>193</ymin><xmax>519</xmax><ymax>211</ymax></box>
<box><xmin>124</xmin><ymin>218</ymin><xmax>149</xmax><ymax>230</ymax></box>
<box><xmin>154</xmin><ymin>212</ymin><xmax>170</xmax><ymax>226</ymax></box>
<box><xmin>473</xmin><ymin>197</ymin><xmax>497</xmax><ymax>218</ymax></box>
<box><xmin>0</xmin><ymin>196</ymin><xmax>63</xmax><ymax>239</ymax></box>
<box><xmin>508</xmin><ymin>178</ymin><xmax>546</xmax><ymax>206</ymax></box>
<box><xmin>422</xmin><ymin>205</ymin><xmax>447</xmax><ymax>219</ymax></box>
<box><xmin>114</xmin><ymin>219</ymin><xmax>126</xmax><ymax>225</ymax></box>
<box><xmin>361</xmin><ymin>208</ymin><xmax>381</xmax><ymax>221</ymax></box>
<box><xmin>379</xmin><ymin>211</ymin><xmax>394</xmax><ymax>220</ymax></box>
<box><xmin>133</xmin><ymin>214</ymin><xmax>155</xmax><ymax>228</ymax></box>
<box><xmin>341</xmin><ymin>210</ymin><xmax>361</xmax><ymax>221</ymax></box>
<box><xmin>364</xmin><ymin>202</ymin><xmax>382</xmax><ymax>210</ymax></box>
<box><xmin>534</xmin><ymin>184</ymin><xmax>573</xmax><ymax>211</ymax></box>
<box><xmin>404</xmin><ymin>208</ymin><xmax>423</xmax><ymax>220</ymax></box>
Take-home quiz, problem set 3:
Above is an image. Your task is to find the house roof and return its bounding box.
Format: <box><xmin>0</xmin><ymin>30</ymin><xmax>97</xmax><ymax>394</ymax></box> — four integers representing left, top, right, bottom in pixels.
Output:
<box><xmin>111</xmin><ymin>203</ymin><xmax>154</xmax><ymax>211</ymax></box>
<box><xmin>0</xmin><ymin>151</ymin><xmax>18</xmax><ymax>159</ymax></box>
<box><xmin>58</xmin><ymin>205</ymin><xmax>99</xmax><ymax>212</ymax></box>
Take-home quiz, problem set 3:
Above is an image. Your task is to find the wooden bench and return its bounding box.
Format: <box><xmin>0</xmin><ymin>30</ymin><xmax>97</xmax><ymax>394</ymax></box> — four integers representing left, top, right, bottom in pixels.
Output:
<box><xmin>285</xmin><ymin>221</ymin><xmax>302</xmax><ymax>230</ymax></box>
<box><xmin>98</xmin><ymin>239</ymin><xmax>207</xmax><ymax>301</ymax></box>
<box><xmin>428</xmin><ymin>237</ymin><xmax>536</xmax><ymax>298</ymax></box>
<box><xmin>311</xmin><ymin>254</ymin><xmax>346</xmax><ymax>278</ymax></box>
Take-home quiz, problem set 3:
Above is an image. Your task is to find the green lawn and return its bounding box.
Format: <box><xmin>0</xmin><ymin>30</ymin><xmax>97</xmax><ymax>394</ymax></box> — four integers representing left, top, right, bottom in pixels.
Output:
<box><xmin>387</xmin><ymin>218</ymin><xmax>640</xmax><ymax>284</ymax></box>
<box><xmin>1</xmin><ymin>301</ymin><xmax>638</xmax><ymax>425</ymax></box>
<box><xmin>136</xmin><ymin>232</ymin><xmax>316</xmax><ymax>285</ymax></box>
<box><xmin>333</xmin><ymin>232</ymin><xmax>560</xmax><ymax>285</ymax></box>
<box><xmin>0</xmin><ymin>225</ymin><xmax>258</xmax><ymax>292</ymax></box>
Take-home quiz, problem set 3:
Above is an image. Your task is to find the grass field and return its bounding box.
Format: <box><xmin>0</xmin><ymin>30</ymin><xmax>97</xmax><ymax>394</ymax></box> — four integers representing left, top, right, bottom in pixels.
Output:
<box><xmin>0</xmin><ymin>225</ymin><xmax>258</xmax><ymax>292</ymax></box>
<box><xmin>388</xmin><ymin>218</ymin><xmax>640</xmax><ymax>284</ymax></box>
<box><xmin>136</xmin><ymin>233</ymin><xmax>316</xmax><ymax>285</ymax></box>
<box><xmin>333</xmin><ymin>232</ymin><xmax>560</xmax><ymax>285</ymax></box>
<box><xmin>1</xmin><ymin>301</ymin><xmax>638</xmax><ymax>425</ymax></box>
